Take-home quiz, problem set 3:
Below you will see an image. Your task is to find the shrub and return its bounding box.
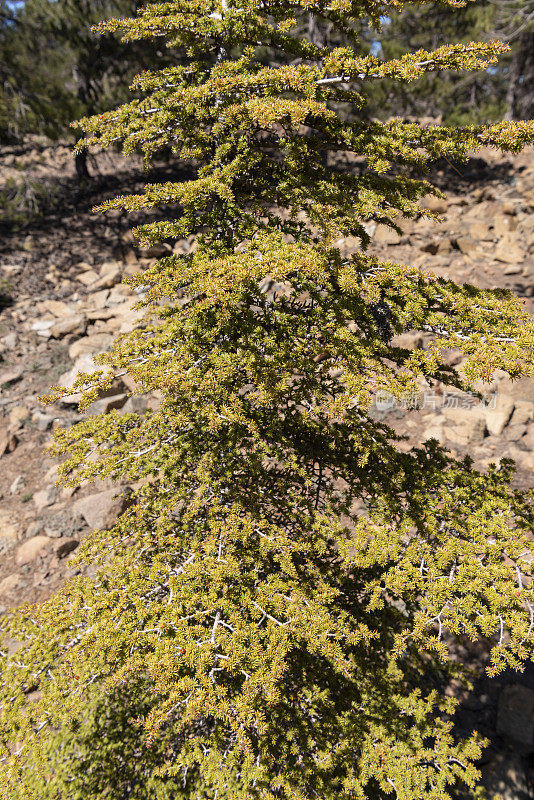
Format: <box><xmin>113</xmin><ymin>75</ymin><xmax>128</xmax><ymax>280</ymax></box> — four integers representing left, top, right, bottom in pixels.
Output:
<box><xmin>1</xmin><ymin>2</ymin><xmax>534</xmax><ymax>798</ymax></box>
<box><xmin>0</xmin><ymin>175</ymin><xmax>60</xmax><ymax>228</ymax></box>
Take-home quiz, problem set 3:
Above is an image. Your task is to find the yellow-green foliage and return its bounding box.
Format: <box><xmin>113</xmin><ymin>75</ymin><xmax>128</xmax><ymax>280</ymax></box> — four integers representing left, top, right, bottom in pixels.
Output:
<box><xmin>2</xmin><ymin>2</ymin><xmax>534</xmax><ymax>798</ymax></box>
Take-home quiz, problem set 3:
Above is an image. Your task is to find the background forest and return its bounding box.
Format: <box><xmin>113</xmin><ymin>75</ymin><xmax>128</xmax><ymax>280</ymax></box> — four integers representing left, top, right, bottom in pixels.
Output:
<box><xmin>0</xmin><ymin>0</ymin><xmax>532</xmax><ymax>222</ymax></box>
<box><xmin>1</xmin><ymin>0</ymin><xmax>533</xmax><ymax>149</ymax></box>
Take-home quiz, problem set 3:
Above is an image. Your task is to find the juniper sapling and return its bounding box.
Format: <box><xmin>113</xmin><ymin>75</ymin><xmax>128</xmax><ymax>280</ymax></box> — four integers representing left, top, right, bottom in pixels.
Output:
<box><xmin>1</xmin><ymin>2</ymin><xmax>534</xmax><ymax>799</ymax></box>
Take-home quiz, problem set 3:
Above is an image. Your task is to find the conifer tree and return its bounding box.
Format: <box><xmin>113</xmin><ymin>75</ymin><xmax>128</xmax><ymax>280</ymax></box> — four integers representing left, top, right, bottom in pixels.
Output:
<box><xmin>493</xmin><ymin>0</ymin><xmax>534</xmax><ymax>119</ymax></box>
<box><xmin>0</xmin><ymin>0</ymin><xmax>174</xmax><ymax>171</ymax></box>
<box><xmin>2</xmin><ymin>2</ymin><xmax>534</xmax><ymax>798</ymax></box>
<box><xmin>368</xmin><ymin>1</ymin><xmax>505</xmax><ymax>124</ymax></box>
<box><xmin>1</xmin><ymin>0</ymin><xmax>137</xmax><ymax>147</ymax></box>
<box><xmin>366</xmin><ymin>0</ymin><xmax>534</xmax><ymax>124</ymax></box>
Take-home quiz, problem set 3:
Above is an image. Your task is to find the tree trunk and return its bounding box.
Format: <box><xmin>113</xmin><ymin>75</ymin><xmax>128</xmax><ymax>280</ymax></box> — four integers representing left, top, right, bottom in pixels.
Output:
<box><xmin>72</xmin><ymin>61</ymin><xmax>92</xmax><ymax>180</ymax></box>
<box><xmin>505</xmin><ymin>48</ymin><xmax>520</xmax><ymax>119</ymax></box>
<box><xmin>506</xmin><ymin>31</ymin><xmax>534</xmax><ymax>120</ymax></box>
<box><xmin>517</xmin><ymin>31</ymin><xmax>534</xmax><ymax>120</ymax></box>
<box><xmin>75</xmin><ymin>147</ymin><xmax>90</xmax><ymax>180</ymax></box>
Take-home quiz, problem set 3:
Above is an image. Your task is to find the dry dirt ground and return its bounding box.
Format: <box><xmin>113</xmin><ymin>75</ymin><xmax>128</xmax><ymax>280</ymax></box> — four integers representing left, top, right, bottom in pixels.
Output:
<box><xmin>1</xmin><ymin>138</ymin><xmax>534</xmax><ymax>797</ymax></box>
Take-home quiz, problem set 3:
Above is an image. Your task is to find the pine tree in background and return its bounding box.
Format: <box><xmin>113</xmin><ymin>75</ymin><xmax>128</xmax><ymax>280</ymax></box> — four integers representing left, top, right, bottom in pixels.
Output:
<box><xmin>367</xmin><ymin>0</ymin><xmax>534</xmax><ymax>124</ymax></box>
<box><xmin>0</xmin><ymin>0</ymin><xmax>176</xmax><ymax>176</ymax></box>
<box><xmin>492</xmin><ymin>0</ymin><xmax>534</xmax><ymax>120</ymax></box>
<box><xmin>1</xmin><ymin>1</ymin><xmax>534</xmax><ymax>798</ymax></box>
<box><xmin>368</xmin><ymin>0</ymin><xmax>504</xmax><ymax>124</ymax></box>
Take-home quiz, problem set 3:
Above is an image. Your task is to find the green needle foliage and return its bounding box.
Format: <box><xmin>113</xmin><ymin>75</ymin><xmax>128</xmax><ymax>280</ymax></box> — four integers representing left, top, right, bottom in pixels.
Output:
<box><xmin>2</xmin><ymin>2</ymin><xmax>534</xmax><ymax>798</ymax></box>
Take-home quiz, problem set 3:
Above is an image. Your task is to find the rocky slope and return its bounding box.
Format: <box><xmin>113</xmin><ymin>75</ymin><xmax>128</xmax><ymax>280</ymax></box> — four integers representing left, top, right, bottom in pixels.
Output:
<box><xmin>1</xmin><ymin>140</ymin><xmax>534</xmax><ymax>798</ymax></box>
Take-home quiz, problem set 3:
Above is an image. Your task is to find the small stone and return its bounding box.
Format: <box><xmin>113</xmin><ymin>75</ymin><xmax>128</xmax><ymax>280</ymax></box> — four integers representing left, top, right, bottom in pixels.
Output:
<box><xmin>504</xmin><ymin>424</ymin><xmax>527</xmax><ymax>442</ymax></box>
<box><xmin>442</xmin><ymin>350</ymin><xmax>464</xmax><ymax>367</ymax></box>
<box><xmin>33</xmin><ymin>486</ymin><xmax>57</xmax><ymax>512</ymax></box>
<box><xmin>99</xmin><ymin>261</ymin><xmax>121</xmax><ymax>276</ymax></box>
<box><xmin>50</xmin><ymin>314</ymin><xmax>87</xmax><ymax>339</ymax></box>
<box><xmin>453</xmin><ymin>235</ymin><xmax>477</xmax><ymax>254</ymax></box>
<box><xmin>333</xmin><ymin>236</ymin><xmax>361</xmax><ymax>259</ymax></box>
<box><xmin>90</xmin><ymin>289</ymin><xmax>111</xmax><ymax>308</ymax></box>
<box><xmin>484</xmin><ymin>394</ymin><xmax>515</xmax><ymax>436</ymax></box>
<box><xmin>504</xmin><ymin>263</ymin><xmax>522</xmax><ymax>275</ymax></box>
<box><xmin>1</xmin><ymin>333</ymin><xmax>17</xmax><ymax>349</ymax></box>
<box><xmin>0</xmin><ymin>428</ymin><xmax>18</xmax><ymax>456</ymax></box>
<box><xmin>436</xmin><ymin>239</ymin><xmax>452</xmax><ymax>254</ymax></box>
<box><xmin>15</xmin><ymin>536</ymin><xmax>52</xmax><ymax>566</ymax></box>
<box><xmin>390</xmin><ymin>332</ymin><xmax>423</xmax><ymax>350</ymax></box>
<box><xmin>41</xmin><ymin>300</ymin><xmax>73</xmax><ymax>318</ymax></box>
<box><xmin>468</xmin><ymin>221</ymin><xmax>491</xmax><ymax>240</ymax></box>
<box><xmin>421</xmin><ymin>195</ymin><xmax>447</xmax><ymax>213</ymax></box>
<box><xmin>0</xmin><ymin>368</ymin><xmax>22</xmax><ymax>386</ymax></box>
<box><xmin>9</xmin><ymin>405</ymin><xmax>30</xmax><ymax>428</ymax></box>
<box><xmin>44</xmin><ymin>464</ymin><xmax>60</xmax><ymax>483</ymax></box>
<box><xmin>88</xmin><ymin>393</ymin><xmax>128</xmax><ymax>415</ymax></box>
<box><xmin>0</xmin><ymin>574</ymin><xmax>22</xmax><ymax>595</ymax></box>
<box><xmin>75</xmin><ymin>486</ymin><xmax>133</xmax><ymax>530</ymax></box>
<box><xmin>110</xmin><ymin>283</ymin><xmax>133</xmax><ymax>298</ymax></box>
<box><xmin>123</xmin><ymin>248</ymin><xmax>138</xmax><ymax>265</ymax></box>
<box><xmin>442</xmin><ymin>407</ymin><xmax>486</xmax><ymax>444</ymax></box>
<box><xmin>77</xmin><ymin>270</ymin><xmax>99</xmax><ymax>286</ymax></box>
<box><xmin>423</xmin><ymin>424</ymin><xmax>445</xmax><ymax>444</ymax></box>
<box><xmin>0</xmin><ymin>510</ymin><xmax>21</xmax><ymax>544</ymax></box>
<box><xmin>25</xmin><ymin>521</ymin><xmax>44</xmax><ymax>538</ymax></box>
<box><xmin>123</xmin><ymin>261</ymin><xmax>142</xmax><ymax>275</ymax></box>
<box><xmin>116</xmin><ymin>309</ymin><xmax>144</xmax><ymax>334</ymax></box>
<box><xmin>121</xmin><ymin>395</ymin><xmax>149</xmax><ymax>414</ymax></box>
<box><xmin>515</xmin><ymin>451</ymin><xmax>534</xmax><ymax>470</ymax></box>
<box><xmin>43</xmin><ymin>525</ymin><xmax>63</xmax><ymax>539</ymax></box>
<box><xmin>43</xmin><ymin>508</ymin><xmax>86</xmax><ymax>540</ymax></box>
<box><xmin>9</xmin><ymin>475</ymin><xmax>25</xmax><ymax>495</ymax></box>
<box><xmin>494</xmin><ymin>236</ymin><xmax>524</xmax><ymax>264</ymax></box>
<box><xmin>89</xmin><ymin>267</ymin><xmax>122</xmax><ymax>291</ymax></box>
<box><xmin>55</xmin><ymin>538</ymin><xmax>79</xmax><ymax>558</ymax></box>
<box><xmin>68</xmin><ymin>333</ymin><xmax>113</xmax><ymax>361</ymax></box>
<box><xmin>510</xmin><ymin>400</ymin><xmax>534</xmax><ymax>426</ymax></box>
<box><xmin>493</xmin><ymin>214</ymin><xmax>517</xmax><ymax>237</ymax></box>
<box><xmin>30</xmin><ymin>319</ymin><xmax>55</xmax><ymax>337</ymax></box>
<box><xmin>147</xmin><ymin>394</ymin><xmax>162</xmax><ymax>412</ymax></box>
<box><xmin>373</xmin><ymin>225</ymin><xmax>401</xmax><ymax>245</ymax></box>
<box><xmin>86</xmin><ymin>308</ymin><xmax>115</xmax><ymax>321</ymax></box>
<box><xmin>31</xmin><ymin>412</ymin><xmax>55</xmax><ymax>431</ymax></box>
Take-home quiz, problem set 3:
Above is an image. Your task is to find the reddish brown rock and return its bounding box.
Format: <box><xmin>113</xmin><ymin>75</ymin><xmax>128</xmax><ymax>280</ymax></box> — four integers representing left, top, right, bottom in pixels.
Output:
<box><xmin>453</xmin><ymin>236</ymin><xmax>477</xmax><ymax>255</ymax></box>
<box><xmin>55</xmin><ymin>539</ymin><xmax>79</xmax><ymax>559</ymax></box>
<box><xmin>33</xmin><ymin>486</ymin><xmax>57</xmax><ymax>512</ymax></box>
<box><xmin>421</xmin><ymin>195</ymin><xmax>447</xmax><ymax>213</ymax></box>
<box><xmin>50</xmin><ymin>314</ymin><xmax>87</xmax><ymax>339</ymax></box>
<box><xmin>0</xmin><ymin>574</ymin><xmax>22</xmax><ymax>595</ymax></box>
<box><xmin>15</xmin><ymin>536</ymin><xmax>52</xmax><ymax>566</ymax></box>
<box><xmin>0</xmin><ymin>428</ymin><xmax>18</xmax><ymax>456</ymax></box>
<box><xmin>0</xmin><ymin>368</ymin><xmax>22</xmax><ymax>386</ymax></box>
<box><xmin>75</xmin><ymin>486</ymin><xmax>133</xmax><ymax>530</ymax></box>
